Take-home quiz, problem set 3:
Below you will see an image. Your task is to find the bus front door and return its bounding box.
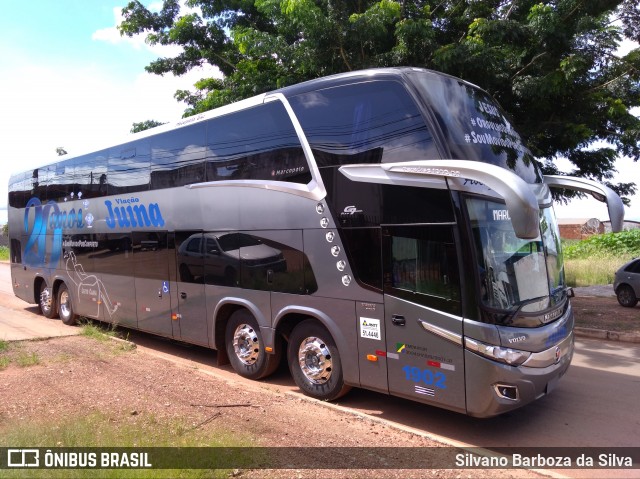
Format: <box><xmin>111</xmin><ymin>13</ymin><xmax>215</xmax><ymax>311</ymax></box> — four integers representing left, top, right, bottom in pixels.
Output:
<box><xmin>382</xmin><ymin>225</ymin><xmax>466</xmax><ymax>413</ymax></box>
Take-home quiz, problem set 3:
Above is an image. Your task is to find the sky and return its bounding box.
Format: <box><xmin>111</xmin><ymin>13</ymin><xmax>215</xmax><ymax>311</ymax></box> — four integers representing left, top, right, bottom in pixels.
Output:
<box><xmin>0</xmin><ymin>1</ymin><xmax>638</xmax><ymax>225</ymax></box>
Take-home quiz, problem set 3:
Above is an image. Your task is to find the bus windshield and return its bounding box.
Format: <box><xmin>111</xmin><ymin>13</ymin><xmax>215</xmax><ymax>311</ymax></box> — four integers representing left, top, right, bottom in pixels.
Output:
<box><xmin>467</xmin><ymin>198</ymin><xmax>566</xmax><ymax>321</ymax></box>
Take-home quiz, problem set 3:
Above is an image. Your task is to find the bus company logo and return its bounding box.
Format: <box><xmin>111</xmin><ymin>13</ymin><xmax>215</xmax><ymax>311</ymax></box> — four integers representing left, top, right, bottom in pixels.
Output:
<box><xmin>23</xmin><ymin>197</ymin><xmax>84</xmax><ymax>268</ymax></box>
<box><xmin>342</xmin><ymin>205</ymin><xmax>363</xmax><ymax>215</ymax></box>
<box><xmin>104</xmin><ymin>198</ymin><xmax>165</xmax><ymax>229</ymax></box>
<box><xmin>7</xmin><ymin>449</ymin><xmax>39</xmax><ymax>468</ymax></box>
<box><xmin>271</xmin><ymin>166</ymin><xmax>305</xmax><ymax>177</ymax></box>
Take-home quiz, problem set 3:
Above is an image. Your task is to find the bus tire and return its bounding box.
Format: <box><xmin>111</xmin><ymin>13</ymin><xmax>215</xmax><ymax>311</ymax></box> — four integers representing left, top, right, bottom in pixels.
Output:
<box><xmin>287</xmin><ymin>319</ymin><xmax>351</xmax><ymax>401</ymax></box>
<box><xmin>39</xmin><ymin>281</ymin><xmax>58</xmax><ymax>319</ymax></box>
<box><xmin>225</xmin><ymin>309</ymin><xmax>281</xmax><ymax>380</ymax></box>
<box><xmin>57</xmin><ymin>283</ymin><xmax>78</xmax><ymax>326</ymax></box>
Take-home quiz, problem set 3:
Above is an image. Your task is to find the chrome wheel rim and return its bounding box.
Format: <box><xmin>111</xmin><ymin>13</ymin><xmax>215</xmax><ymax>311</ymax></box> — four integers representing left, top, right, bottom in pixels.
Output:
<box><xmin>40</xmin><ymin>287</ymin><xmax>52</xmax><ymax>314</ymax></box>
<box><xmin>233</xmin><ymin>324</ymin><xmax>260</xmax><ymax>365</ymax></box>
<box><xmin>298</xmin><ymin>336</ymin><xmax>332</xmax><ymax>384</ymax></box>
<box><xmin>59</xmin><ymin>290</ymin><xmax>71</xmax><ymax>319</ymax></box>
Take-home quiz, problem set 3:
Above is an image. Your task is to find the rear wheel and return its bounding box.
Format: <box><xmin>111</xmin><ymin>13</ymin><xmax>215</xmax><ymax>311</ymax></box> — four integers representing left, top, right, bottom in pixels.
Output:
<box><xmin>39</xmin><ymin>281</ymin><xmax>58</xmax><ymax>319</ymax></box>
<box><xmin>287</xmin><ymin>319</ymin><xmax>351</xmax><ymax>401</ymax></box>
<box><xmin>57</xmin><ymin>283</ymin><xmax>78</xmax><ymax>325</ymax></box>
<box><xmin>616</xmin><ymin>285</ymin><xmax>638</xmax><ymax>308</ymax></box>
<box><xmin>225</xmin><ymin>309</ymin><xmax>281</xmax><ymax>380</ymax></box>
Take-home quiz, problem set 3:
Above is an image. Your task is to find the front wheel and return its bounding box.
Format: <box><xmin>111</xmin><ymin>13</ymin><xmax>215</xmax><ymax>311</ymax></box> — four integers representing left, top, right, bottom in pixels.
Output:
<box><xmin>225</xmin><ymin>310</ymin><xmax>281</xmax><ymax>380</ymax></box>
<box><xmin>616</xmin><ymin>285</ymin><xmax>638</xmax><ymax>308</ymax></box>
<box><xmin>287</xmin><ymin>319</ymin><xmax>351</xmax><ymax>401</ymax></box>
<box><xmin>57</xmin><ymin>283</ymin><xmax>78</xmax><ymax>325</ymax></box>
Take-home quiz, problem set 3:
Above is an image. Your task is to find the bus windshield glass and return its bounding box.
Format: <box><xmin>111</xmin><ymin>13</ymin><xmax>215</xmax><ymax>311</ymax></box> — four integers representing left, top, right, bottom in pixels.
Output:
<box><xmin>409</xmin><ymin>71</ymin><xmax>542</xmax><ymax>184</ymax></box>
<box><xmin>467</xmin><ymin>198</ymin><xmax>566</xmax><ymax>319</ymax></box>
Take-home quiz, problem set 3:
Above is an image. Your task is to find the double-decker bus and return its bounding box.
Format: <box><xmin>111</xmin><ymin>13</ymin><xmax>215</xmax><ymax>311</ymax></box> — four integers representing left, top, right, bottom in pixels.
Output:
<box><xmin>8</xmin><ymin>68</ymin><xmax>624</xmax><ymax>417</ymax></box>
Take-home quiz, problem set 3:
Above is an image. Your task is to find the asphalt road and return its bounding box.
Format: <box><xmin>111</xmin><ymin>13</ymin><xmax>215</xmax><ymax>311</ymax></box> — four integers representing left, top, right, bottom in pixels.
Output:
<box><xmin>1</xmin><ymin>262</ymin><xmax>638</xmax><ymax>478</ymax></box>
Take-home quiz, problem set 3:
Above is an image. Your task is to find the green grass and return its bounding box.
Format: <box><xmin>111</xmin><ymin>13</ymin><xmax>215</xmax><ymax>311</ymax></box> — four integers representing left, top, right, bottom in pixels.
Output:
<box><xmin>80</xmin><ymin>321</ymin><xmax>119</xmax><ymax>342</ymax></box>
<box><xmin>0</xmin><ymin>356</ymin><xmax>10</xmax><ymax>370</ymax></box>
<box><xmin>564</xmin><ymin>257</ymin><xmax>623</xmax><ymax>286</ymax></box>
<box><xmin>0</xmin><ymin>412</ymin><xmax>250</xmax><ymax>478</ymax></box>
<box><xmin>0</xmin><ymin>245</ymin><xmax>8</xmax><ymax>261</ymax></box>
<box><xmin>0</xmin><ymin>339</ymin><xmax>8</xmax><ymax>352</ymax></box>
<box><xmin>15</xmin><ymin>351</ymin><xmax>40</xmax><ymax>367</ymax></box>
<box><xmin>562</xmin><ymin>230</ymin><xmax>639</xmax><ymax>286</ymax></box>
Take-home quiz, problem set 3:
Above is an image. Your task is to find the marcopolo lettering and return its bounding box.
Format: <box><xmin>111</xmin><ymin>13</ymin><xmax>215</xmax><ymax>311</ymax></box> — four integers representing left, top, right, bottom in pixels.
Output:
<box><xmin>105</xmin><ymin>200</ymin><xmax>165</xmax><ymax>229</ymax></box>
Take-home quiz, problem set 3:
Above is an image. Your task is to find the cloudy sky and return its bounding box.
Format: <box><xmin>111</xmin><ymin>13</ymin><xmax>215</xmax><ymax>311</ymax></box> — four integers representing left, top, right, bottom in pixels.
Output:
<box><xmin>0</xmin><ymin>0</ymin><xmax>638</xmax><ymax>224</ymax></box>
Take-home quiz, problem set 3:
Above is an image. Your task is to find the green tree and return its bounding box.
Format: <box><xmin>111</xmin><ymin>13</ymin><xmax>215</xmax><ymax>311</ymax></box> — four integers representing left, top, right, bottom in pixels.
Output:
<box><xmin>120</xmin><ymin>0</ymin><xmax>640</xmax><ymax>200</ymax></box>
<box><xmin>131</xmin><ymin>120</ymin><xmax>167</xmax><ymax>133</ymax></box>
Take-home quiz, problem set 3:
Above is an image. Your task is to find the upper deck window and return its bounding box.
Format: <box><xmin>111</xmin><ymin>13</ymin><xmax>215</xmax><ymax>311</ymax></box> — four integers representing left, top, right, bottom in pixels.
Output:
<box><xmin>289</xmin><ymin>80</ymin><xmax>438</xmax><ymax>167</ymax></box>
<box><xmin>410</xmin><ymin>72</ymin><xmax>541</xmax><ymax>183</ymax></box>
<box><xmin>206</xmin><ymin>101</ymin><xmax>311</xmax><ymax>184</ymax></box>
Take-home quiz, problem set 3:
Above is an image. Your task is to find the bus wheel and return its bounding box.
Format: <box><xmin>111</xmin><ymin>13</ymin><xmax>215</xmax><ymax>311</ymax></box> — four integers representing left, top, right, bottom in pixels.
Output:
<box><xmin>39</xmin><ymin>281</ymin><xmax>58</xmax><ymax>319</ymax></box>
<box><xmin>287</xmin><ymin>319</ymin><xmax>351</xmax><ymax>401</ymax></box>
<box><xmin>57</xmin><ymin>283</ymin><xmax>78</xmax><ymax>326</ymax></box>
<box><xmin>225</xmin><ymin>310</ymin><xmax>281</xmax><ymax>380</ymax></box>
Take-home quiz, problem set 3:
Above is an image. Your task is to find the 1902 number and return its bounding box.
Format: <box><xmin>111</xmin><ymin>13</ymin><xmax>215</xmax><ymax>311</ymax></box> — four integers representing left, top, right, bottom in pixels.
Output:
<box><xmin>402</xmin><ymin>365</ymin><xmax>447</xmax><ymax>389</ymax></box>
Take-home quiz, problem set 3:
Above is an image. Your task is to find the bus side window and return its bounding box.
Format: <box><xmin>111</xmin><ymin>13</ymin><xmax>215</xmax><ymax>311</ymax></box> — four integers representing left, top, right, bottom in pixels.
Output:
<box><xmin>289</xmin><ymin>80</ymin><xmax>438</xmax><ymax>167</ymax></box>
<box><xmin>383</xmin><ymin>225</ymin><xmax>461</xmax><ymax>316</ymax></box>
<box><xmin>150</xmin><ymin>122</ymin><xmax>206</xmax><ymax>189</ymax></box>
<box><xmin>205</xmin><ymin>101</ymin><xmax>310</xmax><ymax>184</ymax></box>
<box><xmin>107</xmin><ymin>140</ymin><xmax>150</xmax><ymax>195</ymax></box>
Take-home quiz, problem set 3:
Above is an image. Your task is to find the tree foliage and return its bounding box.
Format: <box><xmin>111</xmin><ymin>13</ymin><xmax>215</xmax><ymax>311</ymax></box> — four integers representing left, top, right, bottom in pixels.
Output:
<box><xmin>120</xmin><ymin>0</ymin><xmax>640</xmax><ymax>200</ymax></box>
<box><xmin>130</xmin><ymin>119</ymin><xmax>167</xmax><ymax>133</ymax></box>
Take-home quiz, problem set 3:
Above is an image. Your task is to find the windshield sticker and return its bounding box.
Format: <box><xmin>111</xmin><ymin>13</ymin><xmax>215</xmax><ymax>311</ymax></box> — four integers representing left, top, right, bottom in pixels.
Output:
<box><xmin>360</xmin><ymin>317</ymin><xmax>381</xmax><ymax>340</ymax></box>
<box><xmin>492</xmin><ymin>209</ymin><xmax>511</xmax><ymax>221</ymax></box>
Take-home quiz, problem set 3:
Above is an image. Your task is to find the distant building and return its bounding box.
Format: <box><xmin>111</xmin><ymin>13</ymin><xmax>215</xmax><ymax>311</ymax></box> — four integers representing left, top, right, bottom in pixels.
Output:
<box><xmin>558</xmin><ymin>218</ymin><xmax>604</xmax><ymax>240</ymax></box>
<box><xmin>602</xmin><ymin>220</ymin><xmax>640</xmax><ymax>233</ymax></box>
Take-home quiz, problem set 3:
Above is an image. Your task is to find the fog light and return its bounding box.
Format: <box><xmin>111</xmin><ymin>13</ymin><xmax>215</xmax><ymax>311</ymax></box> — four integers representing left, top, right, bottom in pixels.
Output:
<box><xmin>494</xmin><ymin>383</ymin><xmax>519</xmax><ymax>401</ymax></box>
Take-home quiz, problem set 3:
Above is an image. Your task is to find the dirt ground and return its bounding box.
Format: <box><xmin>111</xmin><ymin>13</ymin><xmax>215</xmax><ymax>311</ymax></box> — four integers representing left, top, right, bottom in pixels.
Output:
<box><xmin>0</xmin><ymin>335</ymin><xmax>544</xmax><ymax>479</ymax></box>
<box><xmin>571</xmin><ymin>295</ymin><xmax>640</xmax><ymax>333</ymax></box>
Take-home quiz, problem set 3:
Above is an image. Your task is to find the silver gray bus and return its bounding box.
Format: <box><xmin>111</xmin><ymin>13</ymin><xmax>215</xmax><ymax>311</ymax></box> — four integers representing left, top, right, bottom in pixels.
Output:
<box><xmin>8</xmin><ymin>68</ymin><xmax>624</xmax><ymax>417</ymax></box>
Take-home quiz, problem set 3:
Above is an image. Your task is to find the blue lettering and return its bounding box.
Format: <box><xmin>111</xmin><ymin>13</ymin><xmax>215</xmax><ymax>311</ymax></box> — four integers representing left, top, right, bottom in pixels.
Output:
<box><xmin>105</xmin><ymin>200</ymin><xmax>116</xmax><ymax>229</ymax></box>
<box><xmin>105</xmin><ymin>199</ymin><xmax>165</xmax><ymax>229</ymax></box>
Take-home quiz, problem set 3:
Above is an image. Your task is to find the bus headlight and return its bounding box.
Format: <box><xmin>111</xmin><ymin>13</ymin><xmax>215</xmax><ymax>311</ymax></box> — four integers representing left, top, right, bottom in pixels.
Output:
<box><xmin>465</xmin><ymin>338</ymin><xmax>531</xmax><ymax>366</ymax></box>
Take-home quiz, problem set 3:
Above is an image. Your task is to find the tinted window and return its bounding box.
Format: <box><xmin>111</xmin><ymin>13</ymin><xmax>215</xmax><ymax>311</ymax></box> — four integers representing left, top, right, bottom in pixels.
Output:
<box><xmin>151</xmin><ymin>123</ymin><xmax>206</xmax><ymax>189</ymax></box>
<box><xmin>626</xmin><ymin>260</ymin><xmax>640</xmax><ymax>274</ymax></box>
<box><xmin>206</xmin><ymin>101</ymin><xmax>310</xmax><ymax>184</ymax></box>
<box><xmin>176</xmin><ymin>231</ymin><xmax>204</xmax><ymax>284</ymax></box>
<box><xmin>341</xmin><ymin>228</ymin><xmax>382</xmax><ymax>291</ymax></box>
<box><xmin>8</xmin><ymin>172</ymin><xmax>29</xmax><ymax>208</ymax></box>
<box><xmin>319</xmin><ymin>167</ymin><xmax>455</xmax><ymax>227</ymax></box>
<box><xmin>75</xmin><ymin>153</ymin><xmax>108</xmax><ymax>199</ymax></box>
<box><xmin>133</xmin><ymin>232</ymin><xmax>169</xmax><ymax>280</ymax></box>
<box><xmin>383</xmin><ymin>225</ymin><xmax>461</xmax><ymax>315</ymax></box>
<box><xmin>61</xmin><ymin>234</ymin><xmax>98</xmax><ymax>275</ymax></box>
<box><xmin>411</xmin><ymin>72</ymin><xmax>541</xmax><ymax>183</ymax></box>
<box><xmin>289</xmin><ymin>80</ymin><xmax>438</xmax><ymax>167</ymax></box>
<box><xmin>91</xmin><ymin>233</ymin><xmax>134</xmax><ymax>276</ymax></box>
<box><xmin>107</xmin><ymin>140</ymin><xmax>150</xmax><ymax>194</ymax></box>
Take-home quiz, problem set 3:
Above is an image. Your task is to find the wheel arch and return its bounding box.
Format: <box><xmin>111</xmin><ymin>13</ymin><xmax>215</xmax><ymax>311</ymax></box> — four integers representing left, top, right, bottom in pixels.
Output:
<box><xmin>274</xmin><ymin>305</ymin><xmax>357</xmax><ymax>386</ymax></box>
<box><xmin>212</xmin><ymin>298</ymin><xmax>269</xmax><ymax>366</ymax></box>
